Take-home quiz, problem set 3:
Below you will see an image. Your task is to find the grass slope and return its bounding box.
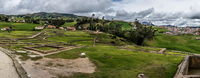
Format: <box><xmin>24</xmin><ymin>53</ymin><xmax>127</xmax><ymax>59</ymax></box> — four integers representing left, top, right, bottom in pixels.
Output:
<box><xmin>144</xmin><ymin>35</ymin><xmax>200</xmax><ymax>53</ymax></box>
<box><xmin>46</xmin><ymin>45</ymin><xmax>183</xmax><ymax>78</ymax></box>
<box><xmin>0</xmin><ymin>31</ymin><xmax>38</xmax><ymax>38</ymax></box>
<box><xmin>0</xmin><ymin>22</ymin><xmax>40</xmax><ymax>31</ymax></box>
<box><xmin>61</xmin><ymin>22</ymin><xmax>77</xmax><ymax>27</ymax></box>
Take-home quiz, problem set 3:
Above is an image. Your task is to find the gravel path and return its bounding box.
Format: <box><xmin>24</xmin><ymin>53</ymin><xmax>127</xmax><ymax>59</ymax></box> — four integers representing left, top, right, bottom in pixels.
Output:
<box><xmin>0</xmin><ymin>51</ymin><xmax>20</xmax><ymax>78</ymax></box>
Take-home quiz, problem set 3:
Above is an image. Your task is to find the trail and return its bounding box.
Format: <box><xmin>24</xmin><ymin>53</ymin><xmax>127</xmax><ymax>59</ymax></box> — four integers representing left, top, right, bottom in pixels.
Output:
<box><xmin>0</xmin><ymin>51</ymin><xmax>20</xmax><ymax>78</ymax></box>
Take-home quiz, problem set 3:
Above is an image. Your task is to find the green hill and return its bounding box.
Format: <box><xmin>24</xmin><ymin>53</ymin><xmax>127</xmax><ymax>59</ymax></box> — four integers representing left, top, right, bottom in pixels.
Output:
<box><xmin>144</xmin><ymin>32</ymin><xmax>200</xmax><ymax>53</ymax></box>
<box><xmin>0</xmin><ymin>22</ymin><xmax>40</xmax><ymax>31</ymax></box>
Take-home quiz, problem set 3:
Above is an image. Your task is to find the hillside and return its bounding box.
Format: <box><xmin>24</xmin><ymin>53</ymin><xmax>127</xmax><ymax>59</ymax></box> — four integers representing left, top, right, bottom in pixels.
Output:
<box><xmin>0</xmin><ymin>22</ymin><xmax>40</xmax><ymax>31</ymax></box>
<box><xmin>12</xmin><ymin>12</ymin><xmax>78</xmax><ymax>19</ymax></box>
<box><xmin>0</xmin><ymin>29</ymin><xmax>183</xmax><ymax>78</ymax></box>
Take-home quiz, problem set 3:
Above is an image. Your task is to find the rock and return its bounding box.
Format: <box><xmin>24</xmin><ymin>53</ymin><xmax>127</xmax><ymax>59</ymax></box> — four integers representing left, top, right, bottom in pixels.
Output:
<box><xmin>137</xmin><ymin>73</ymin><xmax>148</xmax><ymax>78</ymax></box>
<box><xmin>16</xmin><ymin>51</ymin><xmax>27</xmax><ymax>53</ymax></box>
<box><xmin>81</xmin><ymin>53</ymin><xmax>86</xmax><ymax>56</ymax></box>
<box><xmin>29</xmin><ymin>55</ymin><xmax>40</xmax><ymax>58</ymax></box>
<box><xmin>80</xmin><ymin>53</ymin><xmax>86</xmax><ymax>58</ymax></box>
<box><xmin>34</xmin><ymin>62</ymin><xmax>40</xmax><ymax>65</ymax></box>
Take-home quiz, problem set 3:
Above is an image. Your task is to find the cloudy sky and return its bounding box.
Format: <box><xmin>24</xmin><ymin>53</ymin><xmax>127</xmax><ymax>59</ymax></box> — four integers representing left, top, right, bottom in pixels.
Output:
<box><xmin>1</xmin><ymin>0</ymin><xmax>200</xmax><ymax>26</ymax></box>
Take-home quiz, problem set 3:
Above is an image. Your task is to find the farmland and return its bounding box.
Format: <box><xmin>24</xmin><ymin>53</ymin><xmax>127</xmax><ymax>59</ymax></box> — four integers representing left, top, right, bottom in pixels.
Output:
<box><xmin>0</xmin><ymin>27</ymin><xmax>184</xmax><ymax>78</ymax></box>
<box><xmin>0</xmin><ymin>22</ymin><xmax>40</xmax><ymax>31</ymax></box>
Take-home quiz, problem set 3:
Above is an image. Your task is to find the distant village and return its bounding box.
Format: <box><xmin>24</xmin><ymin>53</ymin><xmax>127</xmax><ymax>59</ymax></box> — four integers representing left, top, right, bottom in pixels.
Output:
<box><xmin>156</xmin><ymin>25</ymin><xmax>200</xmax><ymax>36</ymax></box>
<box><xmin>1</xmin><ymin>16</ymin><xmax>79</xmax><ymax>31</ymax></box>
<box><xmin>1</xmin><ymin>25</ymin><xmax>78</xmax><ymax>31</ymax></box>
<box><xmin>2</xmin><ymin>18</ymin><xmax>200</xmax><ymax>36</ymax></box>
<box><xmin>140</xmin><ymin>21</ymin><xmax>200</xmax><ymax>36</ymax></box>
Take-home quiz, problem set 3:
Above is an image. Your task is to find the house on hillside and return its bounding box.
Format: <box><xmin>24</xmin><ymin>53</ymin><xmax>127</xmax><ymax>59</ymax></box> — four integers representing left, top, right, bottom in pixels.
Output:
<box><xmin>67</xmin><ymin>27</ymin><xmax>76</xmax><ymax>31</ymax></box>
<box><xmin>1</xmin><ymin>27</ymin><xmax>9</xmax><ymax>31</ymax></box>
<box><xmin>46</xmin><ymin>25</ymin><xmax>56</xmax><ymax>29</ymax></box>
<box><xmin>195</xmin><ymin>32</ymin><xmax>200</xmax><ymax>36</ymax></box>
<box><xmin>59</xmin><ymin>27</ymin><xmax>65</xmax><ymax>30</ymax></box>
<box><xmin>35</xmin><ymin>26</ymin><xmax>44</xmax><ymax>30</ymax></box>
<box><xmin>142</xmin><ymin>22</ymin><xmax>154</xmax><ymax>26</ymax></box>
<box><xmin>83</xmin><ymin>27</ymin><xmax>88</xmax><ymax>30</ymax></box>
<box><xmin>165</xmin><ymin>32</ymin><xmax>172</xmax><ymax>35</ymax></box>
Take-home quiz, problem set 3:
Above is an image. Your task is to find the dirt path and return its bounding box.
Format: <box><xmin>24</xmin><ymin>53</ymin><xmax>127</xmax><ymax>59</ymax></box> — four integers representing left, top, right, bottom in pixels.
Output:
<box><xmin>27</xmin><ymin>31</ymin><xmax>44</xmax><ymax>39</ymax></box>
<box><xmin>0</xmin><ymin>51</ymin><xmax>20</xmax><ymax>78</ymax></box>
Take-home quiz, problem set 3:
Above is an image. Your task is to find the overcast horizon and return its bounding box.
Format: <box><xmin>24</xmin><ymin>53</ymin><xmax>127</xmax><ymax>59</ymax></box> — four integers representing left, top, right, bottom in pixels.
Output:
<box><xmin>1</xmin><ymin>0</ymin><xmax>200</xmax><ymax>26</ymax></box>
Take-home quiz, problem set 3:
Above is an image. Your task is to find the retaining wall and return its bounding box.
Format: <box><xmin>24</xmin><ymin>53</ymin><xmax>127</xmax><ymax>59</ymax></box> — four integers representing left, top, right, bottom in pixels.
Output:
<box><xmin>174</xmin><ymin>55</ymin><xmax>200</xmax><ymax>78</ymax></box>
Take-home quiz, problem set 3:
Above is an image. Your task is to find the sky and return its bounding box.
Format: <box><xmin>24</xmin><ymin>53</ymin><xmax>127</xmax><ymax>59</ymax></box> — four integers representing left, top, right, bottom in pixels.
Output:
<box><xmin>1</xmin><ymin>0</ymin><xmax>200</xmax><ymax>26</ymax></box>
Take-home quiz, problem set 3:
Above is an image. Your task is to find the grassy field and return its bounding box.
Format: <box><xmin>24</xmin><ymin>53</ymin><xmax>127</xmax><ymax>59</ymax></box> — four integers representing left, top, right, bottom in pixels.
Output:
<box><xmin>64</xmin><ymin>31</ymin><xmax>90</xmax><ymax>36</ymax></box>
<box><xmin>128</xmin><ymin>46</ymin><xmax>161</xmax><ymax>51</ymax></box>
<box><xmin>80</xmin><ymin>23</ymin><xmax>90</xmax><ymax>27</ymax></box>
<box><xmin>144</xmin><ymin>34</ymin><xmax>200</xmax><ymax>54</ymax></box>
<box><xmin>0</xmin><ymin>22</ymin><xmax>41</xmax><ymax>31</ymax></box>
<box><xmin>167</xmin><ymin>51</ymin><xmax>189</xmax><ymax>55</ymax></box>
<box><xmin>36</xmin><ymin>47</ymin><xmax>57</xmax><ymax>51</ymax></box>
<box><xmin>0</xmin><ymin>31</ymin><xmax>38</xmax><ymax>38</ymax></box>
<box><xmin>0</xmin><ymin>28</ymin><xmax>184</xmax><ymax>78</ymax></box>
<box><xmin>153</xmin><ymin>27</ymin><xmax>169</xmax><ymax>35</ymax></box>
<box><xmin>46</xmin><ymin>45</ymin><xmax>183</xmax><ymax>78</ymax></box>
<box><xmin>48</xmin><ymin>36</ymin><xmax>93</xmax><ymax>43</ymax></box>
<box><xmin>118</xmin><ymin>22</ymin><xmax>132</xmax><ymax>30</ymax></box>
<box><xmin>61</xmin><ymin>22</ymin><xmax>77</xmax><ymax>27</ymax></box>
<box><xmin>71</xmin><ymin>41</ymin><xmax>93</xmax><ymax>45</ymax></box>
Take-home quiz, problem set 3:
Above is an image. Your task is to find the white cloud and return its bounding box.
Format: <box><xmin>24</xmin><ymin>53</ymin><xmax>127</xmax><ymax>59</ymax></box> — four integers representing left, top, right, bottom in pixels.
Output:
<box><xmin>0</xmin><ymin>0</ymin><xmax>200</xmax><ymax>26</ymax></box>
<box><xmin>0</xmin><ymin>0</ymin><xmax>112</xmax><ymax>14</ymax></box>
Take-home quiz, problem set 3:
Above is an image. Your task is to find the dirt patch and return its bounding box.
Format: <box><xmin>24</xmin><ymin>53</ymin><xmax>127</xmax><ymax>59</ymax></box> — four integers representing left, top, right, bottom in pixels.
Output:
<box><xmin>21</xmin><ymin>57</ymin><xmax>96</xmax><ymax>78</ymax></box>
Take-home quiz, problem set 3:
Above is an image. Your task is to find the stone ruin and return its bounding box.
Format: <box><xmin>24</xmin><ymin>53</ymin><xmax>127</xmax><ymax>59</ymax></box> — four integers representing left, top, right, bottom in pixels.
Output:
<box><xmin>174</xmin><ymin>55</ymin><xmax>200</xmax><ymax>78</ymax></box>
<box><xmin>23</xmin><ymin>44</ymin><xmax>67</xmax><ymax>54</ymax></box>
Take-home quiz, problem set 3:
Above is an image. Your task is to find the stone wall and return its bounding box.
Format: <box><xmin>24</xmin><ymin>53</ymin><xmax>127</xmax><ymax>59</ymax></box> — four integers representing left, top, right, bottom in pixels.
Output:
<box><xmin>174</xmin><ymin>55</ymin><xmax>200</xmax><ymax>78</ymax></box>
<box><xmin>174</xmin><ymin>56</ymin><xmax>189</xmax><ymax>78</ymax></box>
<box><xmin>23</xmin><ymin>45</ymin><xmax>67</xmax><ymax>54</ymax></box>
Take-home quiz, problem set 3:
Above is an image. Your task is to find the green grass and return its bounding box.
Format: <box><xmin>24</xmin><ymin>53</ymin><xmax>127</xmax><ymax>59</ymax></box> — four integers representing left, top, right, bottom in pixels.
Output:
<box><xmin>46</xmin><ymin>45</ymin><xmax>183</xmax><ymax>78</ymax></box>
<box><xmin>128</xmin><ymin>46</ymin><xmax>140</xmax><ymax>50</ymax></box>
<box><xmin>36</xmin><ymin>47</ymin><xmax>57</xmax><ymax>51</ymax></box>
<box><xmin>167</xmin><ymin>51</ymin><xmax>189</xmax><ymax>55</ymax></box>
<box><xmin>140</xmin><ymin>47</ymin><xmax>161</xmax><ymax>51</ymax></box>
<box><xmin>153</xmin><ymin>27</ymin><xmax>169</xmax><ymax>35</ymax></box>
<box><xmin>72</xmin><ymin>41</ymin><xmax>93</xmax><ymax>45</ymax></box>
<box><xmin>64</xmin><ymin>31</ymin><xmax>90</xmax><ymax>36</ymax></box>
<box><xmin>14</xmin><ymin>52</ymin><xmax>30</xmax><ymax>61</ymax></box>
<box><xmin>48</xmin><ymin>36</ymin><xmax>93</xmax><ymax>43</ymax></box>
<box><xmin>0</xmin><ymin>31</ymin><xmax>38</xmax><ymax>38</ymax></box>
<box><xmin>0</xmin><ymin>22</ymin><xmax>41</xmax><ymax>31</ymax></box>
<box><xmin>144</xmin><ymin>35</ymin><xmax>200</xmax><ymax>54</ymax></box>
<box><xmin>61</xmin><ymin>22</ymin><xmax>77</xmax><ymax>27</ymax></box>
<box><xmin>128</xmin><ymin>46</ymin><xmax>161</xmax><ymax>51</ymax></box>
<box><xmin>118</xmin><ymin>22</ymin><xmax>132</xmax><ymax>30</ymax></box>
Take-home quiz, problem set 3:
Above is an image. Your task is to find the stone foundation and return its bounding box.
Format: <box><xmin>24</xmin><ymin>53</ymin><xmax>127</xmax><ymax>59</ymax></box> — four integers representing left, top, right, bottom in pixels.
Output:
<box><xmin>174</xmin><ymin>55</ymin><xmax>200</xmax><ymax>78</ymax></box>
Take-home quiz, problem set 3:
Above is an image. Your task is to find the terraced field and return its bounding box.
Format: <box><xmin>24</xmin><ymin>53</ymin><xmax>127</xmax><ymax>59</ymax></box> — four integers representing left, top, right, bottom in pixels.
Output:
<box><xmin>0</xmin><ymin>29</ymin><xmax>183</xmax><ymax>78</ymax></box>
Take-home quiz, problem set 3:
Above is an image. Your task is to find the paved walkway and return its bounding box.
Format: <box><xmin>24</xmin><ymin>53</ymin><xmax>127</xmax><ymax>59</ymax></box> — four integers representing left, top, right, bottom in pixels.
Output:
<box><xmin>0</xmin><ymin>51</ymin><xmax>20</xmax><ymax>78</ymax></box>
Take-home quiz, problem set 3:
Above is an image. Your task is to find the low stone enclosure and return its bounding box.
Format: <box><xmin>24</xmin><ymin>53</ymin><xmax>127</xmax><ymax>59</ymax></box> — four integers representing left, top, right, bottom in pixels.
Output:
<box><xmin>174</xmin><ymin>55</ymin><xmax>200</xmax><ymax>78</ymax></box>
<box><xmin>119</xmin><ymin>45</ymin><xmax>167</xmax><ymax>54</ymax></box>
<box><xmin>23</xmin><ymin>44</ymin><xmax>68</xmax><ymax>54</ymax></box>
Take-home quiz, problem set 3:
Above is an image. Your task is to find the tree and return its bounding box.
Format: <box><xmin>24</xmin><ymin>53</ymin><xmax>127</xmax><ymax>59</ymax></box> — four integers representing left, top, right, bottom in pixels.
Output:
<box><xmin>50</xmin><ymin>20</ymin><xmax>65</xmax><ymax>28</ymax></box>
<box><xmin>127</xmin><ymin>19</ymin><xmax>156</xmax><ymax>45</ymax></box>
